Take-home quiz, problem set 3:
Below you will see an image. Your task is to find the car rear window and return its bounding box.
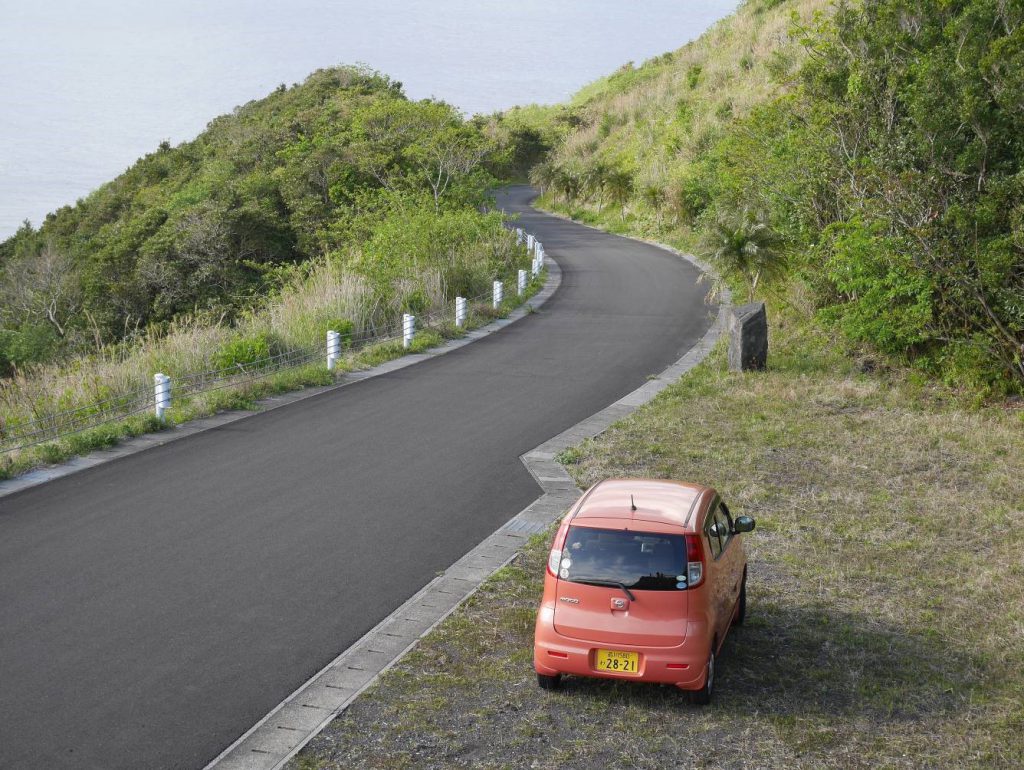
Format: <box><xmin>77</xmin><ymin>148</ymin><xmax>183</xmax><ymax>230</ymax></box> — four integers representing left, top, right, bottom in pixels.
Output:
<box><xmin>559</xmin><ymin>526</ymin><xmax>687</xmax><ymax>591</ymax></box>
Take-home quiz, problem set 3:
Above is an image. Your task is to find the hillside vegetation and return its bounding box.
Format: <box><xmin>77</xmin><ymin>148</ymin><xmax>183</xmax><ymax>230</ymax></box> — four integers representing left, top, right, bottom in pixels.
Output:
<box><xmin>516</xmin><ymin>0</ymin><xmax>1024</xmax><ymax>396</ymax></box>
<box><xmin>0</xmin><ymin>66</ymin><xmax>514</xmax><ymax>373</ymax></box>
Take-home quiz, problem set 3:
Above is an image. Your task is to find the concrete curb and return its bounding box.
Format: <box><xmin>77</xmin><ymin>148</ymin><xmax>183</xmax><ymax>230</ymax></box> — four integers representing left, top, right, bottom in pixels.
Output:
<box><xmin>0</xmin><ymin>267</ymin><xmax>560</xmax><ymax>502</ymax></box>
<box><xmin>206</xmin><ymin>227</ymin><xmax>730</xmax><ymax>770</ymax></box>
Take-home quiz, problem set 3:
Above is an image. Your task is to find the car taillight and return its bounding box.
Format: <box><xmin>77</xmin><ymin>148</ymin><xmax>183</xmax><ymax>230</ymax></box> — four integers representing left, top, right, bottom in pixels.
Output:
<box><xmin>685</xmin><ymin>534</ymin><xmax>705</xmax><ymax>588</ymax></box>
<box><xmin>547</xmin><ymin>548</ymin><xmax>562</xmax><ymax>577</ymax></box>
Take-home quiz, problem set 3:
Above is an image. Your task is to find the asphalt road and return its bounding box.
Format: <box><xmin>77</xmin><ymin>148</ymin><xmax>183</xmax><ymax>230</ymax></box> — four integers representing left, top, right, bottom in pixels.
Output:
<box><xmin>0</xmin><ymin>187</ymin><xmax>713</xmax><ymax>769</ymax></box>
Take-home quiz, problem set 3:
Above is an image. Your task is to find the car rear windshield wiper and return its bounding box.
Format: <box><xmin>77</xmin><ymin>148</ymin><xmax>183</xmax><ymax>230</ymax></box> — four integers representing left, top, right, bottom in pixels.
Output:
<box><xmin>567</xmin><ymin>576</ymin><xmax>636</xmax><ymax>601</ymax></box>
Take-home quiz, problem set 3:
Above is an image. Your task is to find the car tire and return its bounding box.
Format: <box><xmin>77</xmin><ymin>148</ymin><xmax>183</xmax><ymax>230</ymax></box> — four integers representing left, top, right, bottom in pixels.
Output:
<box><xmin>689</xmin><ymin>650</ymin><xmax>715</xmax><ymax>705</ymax></box>
<box><xmin>733</xmin><ymin>572</ymin><xmax>747</xmax><ymax>626</ymax></box>
<box><xmin>537</xmin><ymin>672</ymin><xmax>562</xmax><ymax>691</ymax></box>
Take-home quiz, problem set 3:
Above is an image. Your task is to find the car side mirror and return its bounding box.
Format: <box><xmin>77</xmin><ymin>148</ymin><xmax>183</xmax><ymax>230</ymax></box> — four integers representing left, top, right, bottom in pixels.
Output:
<box><xmin>733</xmin><ymin>515</ymin><xmax>756</xmax><ymax>533</ymax></box>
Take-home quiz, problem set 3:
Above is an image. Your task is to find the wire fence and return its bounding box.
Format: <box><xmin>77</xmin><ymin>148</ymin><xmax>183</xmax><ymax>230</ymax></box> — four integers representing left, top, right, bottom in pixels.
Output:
<box><xmin>0</xmin><ymin>268</ymin><xmax>542</xmax><ymax>457</ymax></box>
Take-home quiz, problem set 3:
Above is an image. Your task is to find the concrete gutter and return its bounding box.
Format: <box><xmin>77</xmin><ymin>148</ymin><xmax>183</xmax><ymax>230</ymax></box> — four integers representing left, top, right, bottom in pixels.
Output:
<box><xmin>206</xmin><ymin>239</ymin><xmax>729</xmax><ymax>770</ymax></box>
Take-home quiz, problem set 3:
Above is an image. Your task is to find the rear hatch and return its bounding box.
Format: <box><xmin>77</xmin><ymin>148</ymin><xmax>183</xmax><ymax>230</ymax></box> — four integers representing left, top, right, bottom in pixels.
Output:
<box><xmin>553</xmin><ymin>525</ymin><xmax>689</xmax><ymax>647</ymax></box>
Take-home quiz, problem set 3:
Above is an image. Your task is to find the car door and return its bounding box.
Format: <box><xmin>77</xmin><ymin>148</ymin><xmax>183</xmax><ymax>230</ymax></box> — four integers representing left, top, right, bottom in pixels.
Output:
<box><xmin>702</xmin><ymin>502</ymin><xmax>728</xmax><ymax>644</ymax></box>
<box><xmin>715</xmin><ymin>502</ymin><xmax>744</xmax><ymax>633</ymax></box>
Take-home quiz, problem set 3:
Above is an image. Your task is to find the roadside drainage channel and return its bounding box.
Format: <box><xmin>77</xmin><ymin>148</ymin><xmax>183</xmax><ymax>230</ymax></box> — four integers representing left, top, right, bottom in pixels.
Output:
<box><xmin>206</xmin><ymin>244</ymin><xmax>729</xmax><ymax>770</ymax></box>
<box><xmin>0</xmin><ymin>263</ymin><xmax>560</xmax><ymax>502</ymax></box>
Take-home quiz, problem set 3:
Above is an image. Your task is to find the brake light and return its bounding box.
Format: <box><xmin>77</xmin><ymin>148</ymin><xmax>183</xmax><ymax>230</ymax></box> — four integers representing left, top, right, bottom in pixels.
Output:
<box><xmin>547</xmin><ymin>547</ymin><xmax>562</xmax><ymax>577</ymax></box>
<box><xmin>685</xmin><ymin>534</ymin><xmax>705</xmax><ymax>588</ymax></box>
<box><xmin>546</xmin><ymin>520</ymin><xmax>572</xmax><ymax>578</ymax></box>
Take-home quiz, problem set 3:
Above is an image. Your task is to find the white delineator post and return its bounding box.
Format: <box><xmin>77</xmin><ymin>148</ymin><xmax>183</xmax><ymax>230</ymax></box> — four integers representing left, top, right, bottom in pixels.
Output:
<box><xmin>455</xmin><ymin>296</ymin><xmax>467</xmax><ymax>328</ymax></box>
<box><xmin>154</xmin><ymin>373</ymin><xmax>171</xmax><ymax>422</ymax></box>
<box><xmin>518</xmin><ymin>269</ymin><xmax>527</xmax><ymax>296</ymax></box>
<box><xmin>493</xmin><ymin>280</ymin><xmax>503</xmax><ymax>309</ymax></box>
<box><xmin>327</xmin><ymin>330</ymin><xmax>341</xmax><ymax>371</ymax></box>
<box><xmin>516</xmin><ymin>227</ymin><xmax>525</xmax><ymax>245</ymax></box>
<box><xmin>527</xmin><ymin>233</ymin><xmax>535</xmax><ymax>252</ymax></box>
<box><xmin>402</xmin><ymin>313</ymin><xmax>415</xmax><ymax>349</ymax></box>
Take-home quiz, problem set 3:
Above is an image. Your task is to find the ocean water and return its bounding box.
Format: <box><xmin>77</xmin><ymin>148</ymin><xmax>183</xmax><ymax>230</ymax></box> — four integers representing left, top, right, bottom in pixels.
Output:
<box><xmin>0</xmin><ymin>0</ymin><xmax>736</xmax><ymax>238</ymax></box>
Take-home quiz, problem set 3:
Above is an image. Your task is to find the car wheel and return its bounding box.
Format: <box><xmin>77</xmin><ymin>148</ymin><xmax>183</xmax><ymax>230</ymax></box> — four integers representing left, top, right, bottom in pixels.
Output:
<box><xmin>733</xmin><ymin>572</ymin><xmax>747</xmax><ymax>626</ymax></box>
<box><xmin>689</xmin><ymin>650</ymin><xmax>715</xmax><ymax>705</ymax></box>
<box><xmin>537</xmin><ymin>672</ymin><xmax>562</xmax><ymax>691</ymax></box>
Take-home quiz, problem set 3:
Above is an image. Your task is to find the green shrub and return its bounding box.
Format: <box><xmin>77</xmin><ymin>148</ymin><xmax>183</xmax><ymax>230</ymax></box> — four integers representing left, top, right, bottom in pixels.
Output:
<box><xmin>935</xmin><ymin>335</ymin><xmax>1011</xmax><ymax>397</ymax></box>
<box><xmin>667</xmin><ymin>172</ymin><xmax>711</xmax><ymax>225</ymax></box>
<box><xmin>211</xmin><ymin>332</ymin><xmax>277</xmax><ymax>370</ymax></box>
<box><xmin>0</xmin><ymin>325</ymin><xmax>61</xmax><ymax>371</ymax></box>
<box><xmin>820</xmin><ymin>219</ymin><xmax>933</xmax><ymax>356</ymax></box>
<box><xmin>324</xmin><ymin>318</ymin><xmax>354</xmax><ymax>348</ymax></box>
<box><xmin>766</xmin><ymin>50</ymin><xmax>794</xmax><ymax>82</ymax></box>
<box><xmin>400</xmin><ymin>289</ymin><xmax>430</xmax><ymax>316</ymax></box>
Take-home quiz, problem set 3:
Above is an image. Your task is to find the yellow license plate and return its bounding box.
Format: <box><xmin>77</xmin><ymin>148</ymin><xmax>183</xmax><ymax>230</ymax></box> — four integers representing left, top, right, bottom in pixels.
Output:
<box><xmin>595</xmin><ymin>649</ymin><xmax>639</xmax><ymax>673</ymax></box>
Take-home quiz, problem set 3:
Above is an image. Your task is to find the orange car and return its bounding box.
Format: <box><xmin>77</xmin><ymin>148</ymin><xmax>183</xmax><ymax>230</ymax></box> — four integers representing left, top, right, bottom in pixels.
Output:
<box><xmin>533</xmin><ymin>478</ymin><xmax>755</xmax><ymax>704</ymax></box>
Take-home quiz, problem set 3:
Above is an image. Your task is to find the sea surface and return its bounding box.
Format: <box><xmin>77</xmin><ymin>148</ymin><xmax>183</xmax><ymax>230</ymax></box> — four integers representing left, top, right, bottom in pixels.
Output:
<box><xmin>0</xmin><ymin>0</ymin><xmax>736</xmax><ymax>239</ymax></box>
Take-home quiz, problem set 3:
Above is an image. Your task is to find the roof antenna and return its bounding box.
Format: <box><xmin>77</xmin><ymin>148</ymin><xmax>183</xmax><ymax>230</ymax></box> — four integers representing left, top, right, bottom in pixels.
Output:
<box><xmin>630</xmin><ymin>494</ymin><xmax>637</xmax><ymax>512</ymax></box>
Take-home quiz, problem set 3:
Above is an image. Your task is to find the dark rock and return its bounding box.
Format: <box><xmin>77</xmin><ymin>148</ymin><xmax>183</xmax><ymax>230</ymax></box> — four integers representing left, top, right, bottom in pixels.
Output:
<box><xmin>728</xmin><ymin>301</ymin><xmax>767</xmax><ymax>372</ymax></box>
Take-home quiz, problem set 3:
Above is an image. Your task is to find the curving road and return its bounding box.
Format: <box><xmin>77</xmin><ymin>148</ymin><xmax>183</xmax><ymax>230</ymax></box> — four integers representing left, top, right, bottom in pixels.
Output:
<box><xmin>0</xmin><ymin>187</ymin><xmax>713</xmax><ymax>769</ymax></box>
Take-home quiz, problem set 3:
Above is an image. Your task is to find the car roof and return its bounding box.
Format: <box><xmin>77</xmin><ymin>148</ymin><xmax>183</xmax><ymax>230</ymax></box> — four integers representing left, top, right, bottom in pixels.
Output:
<box><xmin>571</xmin><ymin>478</ymin><xmax>713</xmax><ymax>531</ymax></box>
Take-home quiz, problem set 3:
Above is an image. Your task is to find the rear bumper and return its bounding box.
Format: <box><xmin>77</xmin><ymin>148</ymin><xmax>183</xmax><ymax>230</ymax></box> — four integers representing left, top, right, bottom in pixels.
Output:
<box><xmin>533</xmin><ymin>610</ymin><xmax>711</xmax><ymax>690</ymax></box>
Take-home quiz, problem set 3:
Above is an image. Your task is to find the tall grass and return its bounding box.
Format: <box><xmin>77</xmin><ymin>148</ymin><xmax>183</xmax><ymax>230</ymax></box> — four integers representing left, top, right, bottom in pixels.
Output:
<box><xmin>548</xmin><ymin>0</ymin><xmax>823</xmax><ymax>229</ymax></box>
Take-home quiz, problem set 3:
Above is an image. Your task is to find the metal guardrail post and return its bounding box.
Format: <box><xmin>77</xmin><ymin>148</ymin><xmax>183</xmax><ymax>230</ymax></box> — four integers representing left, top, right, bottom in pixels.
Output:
<box><xmin>327</xmin><ymin>330</ymin><xmax>341</xmax><ymax>370</ymax></box>
<box><xmin>402</xmin><ymin>314</ymin><xmax>415</xmax><ymax>349</ymax></box>
<box><xmin>455</xmin><ymin>297</ymin><xmax>467</xmax><ymax>328</ymax></box>
<box><xmin>518</xmin><ymin>270</ymin><xmax>527</xmax><ymax>296</ymax></box>
<box><xmin>154</xmin><ymin>373</ymin><xmax>171</xmax><ymax>422</ymax></box>
<box><xmin>493</xmin><ymin>281</ymin><xmax>503</xmax><ymax>309</ymax></box>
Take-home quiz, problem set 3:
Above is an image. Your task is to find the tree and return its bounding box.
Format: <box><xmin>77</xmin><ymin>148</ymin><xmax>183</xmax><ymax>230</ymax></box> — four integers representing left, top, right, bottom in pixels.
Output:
<box><xmin>554</xmin><ymin>164</ymin><xmax>583</xmax><ymax>204</ymax></box>
<box><xmin>702</xmin><ymin>208</ymin><xmax>785</xmax><ymax>302</ymax></box>
<box><xmin>604</xmin><ymin>168</ymin><xmax>634</xmax><ymax>220</ymax></box>
<box><xmin>641</xmin><ymin>184</ymin><xmax>666</xmax><ymax>225</ymax></box>
<box><xmin>351</xmin><ymin>99</ymin><xmax>493</xmax><ymax>211</ymax></box>
<box><xmin>528</xmin><ymin>160</ymin><xmax>558</xmax><ymax>195</ymax></box>
<box><xmin>582</xmin><ymin>161</ymin><xmax>609</xmax><ymax>209</ymax></box>
<box><xmin>0</xmin><ymin>242</ymin><xmax>82</xmax><ymax>338</ymax></box>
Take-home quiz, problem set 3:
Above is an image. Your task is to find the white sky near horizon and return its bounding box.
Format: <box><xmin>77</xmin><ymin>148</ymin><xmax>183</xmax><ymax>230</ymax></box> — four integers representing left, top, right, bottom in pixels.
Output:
<box><xmin>0</xmin><ymin>0</ymin><xmax>739</xmax><ymax>238</ymax></box>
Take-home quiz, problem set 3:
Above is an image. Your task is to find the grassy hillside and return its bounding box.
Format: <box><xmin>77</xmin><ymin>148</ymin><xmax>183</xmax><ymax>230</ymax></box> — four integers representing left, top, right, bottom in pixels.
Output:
<box><xmin>514</xmin><ymin>0</ymin><xmax>1024</xmax><ymax>397</ymax></box>
<box><xmin>495</xmin><ymin>0</ymin><xmax>822</xmax><ymax>215</ymax></box>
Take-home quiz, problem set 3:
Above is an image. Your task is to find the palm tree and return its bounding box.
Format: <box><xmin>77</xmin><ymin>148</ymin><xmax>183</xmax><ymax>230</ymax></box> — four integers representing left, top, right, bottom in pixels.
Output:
<box><xmin>702</xmin><ymin>208</ymin><xmax>785</xmax><ymax>302</ymax></box>
<box><xmin>582</xmin><ymin>161</ymin><xmax>609</xmax><ymax>210</ymax></box>
<box><xmin>528</xmin><ymin>161</ymin><xmax>558</xmax><ymax>196</ymax></box>
<box><xmin>604</xmin><ymin>168</ymin><xmax>634</xmax><ymax>221</ymax></box>
<box><xmin>555</xmin><ymin>165</ymin><xmax>583</xmax><ymax>204</ymax></box>
<box><xmin>641</xmin><ymin>184</ymin><xmax>666</xmax><ymax>226</ymax></box>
